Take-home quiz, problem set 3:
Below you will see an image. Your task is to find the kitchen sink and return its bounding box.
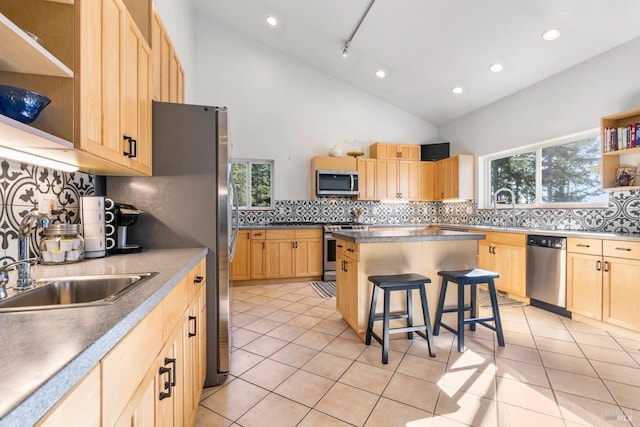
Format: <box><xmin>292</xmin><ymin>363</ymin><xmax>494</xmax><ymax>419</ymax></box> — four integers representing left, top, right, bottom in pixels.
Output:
<box><xmin>0</xmin><ymin>272</ymin><xmax>157</xmax><ymax>312</ymax></box>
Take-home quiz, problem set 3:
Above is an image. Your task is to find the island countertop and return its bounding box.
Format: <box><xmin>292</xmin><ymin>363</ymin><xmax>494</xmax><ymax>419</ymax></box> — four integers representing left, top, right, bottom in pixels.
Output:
<box><xmin>330</xmin><ymin>229</ymin><xmax>486</xmax><ymax>244</ymax></box>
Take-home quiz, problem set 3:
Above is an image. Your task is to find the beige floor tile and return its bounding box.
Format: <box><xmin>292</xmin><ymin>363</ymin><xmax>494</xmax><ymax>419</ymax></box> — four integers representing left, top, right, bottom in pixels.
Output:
<box><xmin>494</xmin><ymin>343</ymin><xmax>542</xmax><ymax>365</ymax></box>
<box><xmin>304</xmin><ymin>305</ymin><xmax>339</xmax><ymax>319</ymax></box>
<box><xmin>495</xmin><ymin>357</ymin><xmax>551</xmax><ymax>388</ymax></box>
<box><xmin>200</xmin><ymin>378</ymin><xmax>269</xmax><ymax>421</ymax></box>
<box><xmin>530</xmin><ymin>324</ymin><xmax>575</xmax><ymax>342</ymax></box>
<box><xmin>364</xmin><ymin>397</ymin><xmax>433</xmax><ymax>427</ymax></box>
<box><xmin>298</xmin><ymin>410</ymin><xmax>353</xmax><ymax>427</ymax></box>
<box><xmin>293</xmin><ymin>330</ymin><xmax>337</xmax><ymax>350</ymax></box>
<box><xmin>302</xmin><ymin>351</ymin><xmax>353</xmax><ymax>380</ymax></box>
<box><xmin>287</xmin><ymin>314</ymin><xmax>323</xmax><ymax>329</ymax></box>
<box><xmin>612</xmin><ymin>335</ymin><xmax>640</xmax><ymax>354</ymax></box>
<box><xmin>383</xmin><ymin>372</ymin><xmax>440</xmax><ymax>413</ymax></box>
<box><xmin>503</xmin><ymin>330</ymin><xmax>537</xmax><ymax>348</ymax></box>
<box><xmin>243</xmin><ymin>318</ymin><xmax>282</xmax><ymax>334</ymax></box>
<box><xmin>315</xmin><ymin>382</ymin><xmax>379</xmax><ymax>426</ymax></box>
<box><xmin>604</xmin><ymin>380</ymin><xmax>640</xmax><ymax>410</ymax></box>
<box><xmin>497</xmin><ymin>402</ymin><xmax>565</xmax><ymax>427</ymax></box>
<box><xmin>263</xmin><ymin>308</ymin><xmax>300</xmax><ymax>323</ymax></box>
<box><xmin>580</xmin><ymin>343</ymin><xmax>639</xmax><ymax>368</ymax></box>
<box><xmin>283</xmin><ymin>302</ymin><xmax>315</xmax><ymax>314</ymax></box>
<box><xmin>571</xmin><ymin>331</ymin><xmax>622</xmax><ymax>349</ymax></box>
<box><xmin>546</xmin><ymin>369</ymin><xmax>615</xmax><ymax>403</ymax></box>
<box><xmin>407</xmin><ymin>334</ymin><xmax>452</xmax><ymax>363</ymax></box>
<box><xmin>270</xmin><ymin>343</ymin><xmax>319</xmax><ymax>368</ymax></box>
<box><xmin>231</xmin><ymin>328</ymin><xmax>262</xmax><ymax>348</ymax></box>
<box><xmin>501</xmin><ymin>320</ymin><xmax>532</xmax><ymax>335</ymax></box>
<box><xmin>434</xmin><ymin>385</ymin><xmax>498</xmax><ymax>427</ymax></box>
<box><xmin>323</xmin><ymin>336</ymin><xmax>368</xmax><ymax>359</ymax></box>
<box><xmin>262</xmin><ymin>298</ymin><xmax>294</xmax><ymax>309</ymax></box>
<box><xmin>236</xmin><ymin>393</ymin><xmax>309</xmax><ymax>427</ymax></box>
<box><xmin>262</xmin><ymin>289</ymin><xmax>290</xmax><ymax>298</ymax></box>
<box><xmin>535</xmin><ymin>336</ymin><xmax>584</xmax><ymax>357</ymax></box>
<box><xmin>561</xmin><ymin>318</ymin><xmax>610</xmax><ymax>335</ymax></box>
<box><xmin>266</xmin><ymin>323</ymin><xmax>308</xmax><ymax>341</ymax></box>
<box><xmin>339</xmin><ymin>361</ymin><xmax>393</xmax><ymax>394</ymax></box>
<box><xmin>311</xmin><ymin>318</ymin><xmax>350</xmax><ymax>336</ymax></box>
<box><xmin>230</xmin><ymin>300</ymin><xmax>258</xmax><ymax>313</ymax></box>
<box><xmin>239</xmin><ymin>358</ymin><xmax>296</xmax><ymax>390</ymax></box>
<box><xmin>358</xmin><ymin>345</ymin><xmax>405</xmax><ymax>371</ymax></box>
<box><xmin>230</xmin><ymin>312</ymin><xmax>260</xmax><ymax>328</ymax></box>
<box><xmin>555</xmin><ymin>391</ymin><xmax>629</xmax><ymax>426</ymax></box>
<box><xmin>338</xmin><ymin>325</ymin><xmax>363</xmax><ymax>342</ymax></box>
<box><xmin>229</xmin><ymin>348</ymin><xmax>265</xmax><ymax>376</ymax></box>
<box><xmin>274</xmin><ymin>369</ymin><xmax>335</xmax><ymax>407</ymax></box>
<box><xmin>591</xmin><ymin>360</ymin><xmax>640</xmax><ymax>386</ymax></box>
<box><xmin>458</xmin><ymin>335</ymin><xmax>494</xmax><ymax>355</ymax></box>
<box><xmin>429</xmin><ymin>415</ymin><xmax>470</xmax><ymax>427</ymax></box>
<box><xmin>241</xmin><ymin>335</ymin><xmax>288</xmax><ymax>357</ymax></box>
<box><xmin>396</xmin><ymin>354</ymin><xmax>447</xmax><ymax>384</ymax></box>
<box><xmin>201</xmin><ymin>386</ymin><xmax>219</xmax><ymax>401</ymax></box>
<box><xmin>495</xmin><ymin>377</ymin><xmax>560</xmax><ymax>417</ymax></box>
<box><xmin>439</xmin><ymin>369</ymin><xmax>496</xmax><ymax>399</ymax></box>
<box><xmin>539</xmin><ymin>350</ymin><xmax>597</xmax><ymax>377</ymax></box>
<box><xmin>243</xmin><ymin>304</ymin><xmax>278</xmax><ymax>318</ymax></box>
<box><xmin>194</xmin><ymin>406</ymin><xmax>233</xmax><ymax>427</ymax></box>
<box><xmin>447</xmin><ymin>349</ymin><xmax>496</xmax><ymax>375</ymax></box>
<box><xmin>278</xmin><ymin>292</ymin><xmax>308</xmax><ymax>303</ymax></box>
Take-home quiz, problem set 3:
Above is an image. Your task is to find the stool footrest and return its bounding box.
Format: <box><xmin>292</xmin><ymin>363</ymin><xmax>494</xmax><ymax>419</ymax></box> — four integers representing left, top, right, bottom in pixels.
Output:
<box><xmin>371</xmin><ymin>312</ymin><xmax>411</xmax><ymax>321</ymax></box>
<box><xmin>463</xmin><ymin>316</ymin><xmax>497</xmax><ymax>325</ymax></box>
<box><xmin>439</xmin><ymin>306</ymin><xmax>473</xmax><ymax>314</ymax></box>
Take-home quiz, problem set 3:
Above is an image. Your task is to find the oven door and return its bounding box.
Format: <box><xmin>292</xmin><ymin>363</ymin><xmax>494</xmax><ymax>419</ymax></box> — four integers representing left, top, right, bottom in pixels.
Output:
<box><xmin>323</xmin><ymin>232</ymin><xmax>337</xmax><ymax>281</ymax></box>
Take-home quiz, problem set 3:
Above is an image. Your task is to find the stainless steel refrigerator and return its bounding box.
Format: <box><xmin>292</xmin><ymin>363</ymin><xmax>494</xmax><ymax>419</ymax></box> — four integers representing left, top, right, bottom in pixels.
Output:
<box><xmin>106</xmin><ymin>101</ymin><xmax>238</xmax><ymax>387</ymax></box>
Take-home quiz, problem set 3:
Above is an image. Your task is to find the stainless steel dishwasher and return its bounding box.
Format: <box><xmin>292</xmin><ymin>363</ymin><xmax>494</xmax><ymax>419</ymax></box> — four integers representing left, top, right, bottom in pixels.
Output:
<box><xmin>526</xmin><ymin>235</ymin><xmax>571</xmax><ymax>317</ymax></box>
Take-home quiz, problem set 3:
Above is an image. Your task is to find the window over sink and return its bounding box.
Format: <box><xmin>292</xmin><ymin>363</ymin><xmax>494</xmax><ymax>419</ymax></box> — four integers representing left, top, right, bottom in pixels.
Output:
<box><xmin>231</xmin><ymin>159</ymin><xmax>274</xmax><ymax>209</ymax></box>
<box><xmin>479</xmin><ymin>129</ymin><xmax>608</xmax><ymax>208</ymax></box>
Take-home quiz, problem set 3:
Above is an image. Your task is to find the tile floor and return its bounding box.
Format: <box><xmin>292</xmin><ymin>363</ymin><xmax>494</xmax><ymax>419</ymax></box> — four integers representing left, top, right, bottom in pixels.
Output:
<box><xmin>196</xmin><ymin>281</ymin><xmax>640</xmax><ymax>427</ymax></box>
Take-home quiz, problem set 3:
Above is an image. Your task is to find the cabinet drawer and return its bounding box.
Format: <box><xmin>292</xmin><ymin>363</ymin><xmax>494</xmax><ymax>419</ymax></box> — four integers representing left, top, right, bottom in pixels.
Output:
<box><xmin>266</xmin><ymin>229</ymin><xmax>295</xmax><ymax>239</ymax></box>
<box><xmin>336</xmin><ymin>239</ymin><xmax>359</xmax><ymax>260</ymax></box>
<box><xmin>295</xmin><ymin>228</ymin><xmax>322</xmax><ymax>239</ymax></box>
<box><xmin>603</xmin><ymin>240</ymin><xmax>640</xmax><ymax>260</ymax></box>
<box><xmin>567</xmin><ymin>237</ymin><xmax>602</xmax><ymax>255</ymax></box>
<box><xmin>491</xmin><ymin>232</ymin><xmax>525</xmax><ymax>246</ymax></box>
<box><xmin>187</xmin><ymin>258</ymin><xmax>206</xmax><ymax>301</ymax></box>
<box><xmin>250</xmin><ymin>230</ymin><xmax>266</xmax><ymax>239</ymax></box>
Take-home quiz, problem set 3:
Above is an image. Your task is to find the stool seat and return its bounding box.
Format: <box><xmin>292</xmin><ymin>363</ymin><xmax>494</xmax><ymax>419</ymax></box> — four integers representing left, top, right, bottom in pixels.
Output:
<box><xmin>366</xmin><ymin>273</ymin><xmax>435</xmax><ymax>364</ymax></box>
<box><xmin>434</xmin><ymin>269</ymin><xmax>505</xmax><ymax>352</ymax></box>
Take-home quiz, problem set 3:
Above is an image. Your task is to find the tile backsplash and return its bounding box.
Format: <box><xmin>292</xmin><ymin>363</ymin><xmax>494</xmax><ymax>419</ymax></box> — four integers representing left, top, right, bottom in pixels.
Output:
<box><xmin>238</xmin><ymin>191</ymin><xmax>640</xmax><ymax>235</ymax></box>
<box><xmin>0</xmin><ymin>159</ymin><xmax>96</xmax><ymax>264</ymax></box>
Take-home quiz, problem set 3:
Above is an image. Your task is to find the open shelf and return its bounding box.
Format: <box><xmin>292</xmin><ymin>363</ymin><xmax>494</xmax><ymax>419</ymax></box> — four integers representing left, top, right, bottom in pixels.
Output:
<box><xmin>0</xmin><ymin>12</ymin><xmax>73</xmax><ymax>78</ymax></box>
<box><xmin>0</xmin><ymin>114</ymin><xmax>73</xmax><ymax>149</ymax></box>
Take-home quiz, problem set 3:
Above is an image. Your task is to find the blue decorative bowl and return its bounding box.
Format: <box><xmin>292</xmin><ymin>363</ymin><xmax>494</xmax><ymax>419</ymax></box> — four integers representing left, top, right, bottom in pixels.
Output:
<box><xmin>0</xmin><ymin>85</ymin><xmax>51</xmax><ymax>124</ymax></box>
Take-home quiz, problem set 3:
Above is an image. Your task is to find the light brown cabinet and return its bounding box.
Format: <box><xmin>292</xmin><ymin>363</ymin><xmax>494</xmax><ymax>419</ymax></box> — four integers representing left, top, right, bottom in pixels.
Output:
<box><xmin>477</xmin><ymin>231</ymin><xmax>526</xmax><ymax>298</ymax></box>
<box><xmin>357</xmin><ymin>158</ymin><xmax>377</xmax><ymax>201</ymax></box>
<box><xmin>600</xmin><ymin>107</ymin><xmax>640</xmax><ymax>191</ymax></box>
<box><xmin>230</xmin><ymin>230</ymin><xmax>251</xmax><ymax>280</ymax></box>
<box><xmin>370</xmin><ymin>142</ymin><xmax>420</xmax><ymax>161</ymax></box>
<box><xmin>420</xmin><ymin>161</ymin><xmax>435</xmax><ymax>200</ymax></box>
<box><xmin>335</xmin><ymin>238</ymin><xmax>359</xmax><ymax>330</ymax></box>
<box><xmin>567</xmin><ymin>237</ymin><xmax>603</xmax><ymax>320</ymax></box>
<box><xmin>250</xmin><ymin>230</ymin><xmax>266</xmax><ymax>279</ymax></box>
<box><xmin>374</xmin><ymin>158</ymin><xmax>421</xmax><ymax>201</ymax></box>
<box><xmin>152</xmin><ymin>5</ymin><xmax>185</xmax><ymax>103</ymax></box>
<box><xmin>434</xmin><ymin>155</ymin><xmax>474</xmax><ymax>200</ymax></box>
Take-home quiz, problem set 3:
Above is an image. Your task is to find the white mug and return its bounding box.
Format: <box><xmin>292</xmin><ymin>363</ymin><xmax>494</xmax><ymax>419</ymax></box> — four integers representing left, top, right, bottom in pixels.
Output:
<box><xmin>84</xmin><ymin>236</ymin><xmax>105</xmax><ymax>251</ymax></box>
<box><xmin>82</xmin><ymin>210</ymin><xmax>114</xmax><ymax>225</ymax></box>
<box><xmin>106</xmin><ymin>237</ymin><xmax>116</xmax><ymax>250</ymax></box>
<box><xmin>83</xmin><ymin>223</ymin><xmax>114</xmax><ymax>237</ymax></box>
<box><xmin>81</xmin><ymin>196</ymin><xmax>114</xmax><ymax>212</ymax></box>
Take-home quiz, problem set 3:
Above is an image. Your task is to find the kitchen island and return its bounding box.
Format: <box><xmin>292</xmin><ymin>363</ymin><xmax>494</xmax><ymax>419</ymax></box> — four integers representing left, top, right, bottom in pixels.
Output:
<box><xmin>330</xmin><ymin>229</ymin><xmax>484</xmax><ymax>341</ymax></box>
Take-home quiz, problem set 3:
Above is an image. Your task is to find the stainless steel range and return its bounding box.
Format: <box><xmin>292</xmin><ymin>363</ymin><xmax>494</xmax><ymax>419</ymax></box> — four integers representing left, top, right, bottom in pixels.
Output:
<box><xmin>323</xmin><ymin>223</ymin><xmax>368</xmax><ymax>281</ymax></box>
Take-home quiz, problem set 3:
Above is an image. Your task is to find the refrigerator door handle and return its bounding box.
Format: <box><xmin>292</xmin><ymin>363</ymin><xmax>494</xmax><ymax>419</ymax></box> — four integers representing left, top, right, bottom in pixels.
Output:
<box><xmin>228</xmin><ymin>175</ymin><xmax>240</xmax><ymax>262</ymax></box>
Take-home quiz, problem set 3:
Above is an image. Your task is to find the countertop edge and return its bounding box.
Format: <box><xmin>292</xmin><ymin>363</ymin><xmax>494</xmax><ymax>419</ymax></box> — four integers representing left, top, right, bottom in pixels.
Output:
<box><xmin>0</xmin><ymin>248</ymin><xmax>207</xmax><ymax>427</ymax></box>
<box><xmin>330</xmin><ymin>230</ymin><xmax>486</xmax><ymax>244</ymax></box>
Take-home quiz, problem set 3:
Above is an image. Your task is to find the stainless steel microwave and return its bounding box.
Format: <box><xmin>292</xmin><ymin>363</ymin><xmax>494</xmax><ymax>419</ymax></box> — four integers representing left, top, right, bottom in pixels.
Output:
<box><xmin>316</xmin><ymin>170</ymin><xmax>359</xmax><ymax>196</ymax></box>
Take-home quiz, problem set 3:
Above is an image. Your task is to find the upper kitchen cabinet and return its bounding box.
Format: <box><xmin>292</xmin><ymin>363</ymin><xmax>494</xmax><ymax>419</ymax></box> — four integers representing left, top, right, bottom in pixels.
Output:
<box><xmin>370</xmin><ymin>142</ymin><xmax>420</xmax><ymax>161</ymax></box>
<box><xmin>420</xmin><ymin>161</ymin><xmax>435</xmax><ymax>201</ymax></box>
<box><xmin>357</xmin><ymin>158</ymin><xmax>376</xmax><ymax>200</ymax></box>
<box><xmin>434</xmin><ymin>155</ymin><xmax>474</xmax><ymax>200</ymax></box>
<box><xmin>601</xmin><ymin>107</ymin><xmax>640</xmax><ymax>191</ymax></box>
<box><xmin>151</xmin><ymin>5</ymin><xmax>184</xmax><ymax>103</ymax></box>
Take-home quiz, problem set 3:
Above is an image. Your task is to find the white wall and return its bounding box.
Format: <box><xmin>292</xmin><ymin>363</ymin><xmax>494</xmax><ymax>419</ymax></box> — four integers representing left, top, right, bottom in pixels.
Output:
<box><xmin>153</xmin><ymin>0</ymin><xmax>196</xmax><ymax>102</ymax></box>
<box><xmin>193</xmin><ymin>16</ymin><xmax>438</xmax><ymax>200</ymax></box>
<box><xmin>440</xmin><ymin>37</ymin><xmax>640</xmax><ymax>156</ymax></box>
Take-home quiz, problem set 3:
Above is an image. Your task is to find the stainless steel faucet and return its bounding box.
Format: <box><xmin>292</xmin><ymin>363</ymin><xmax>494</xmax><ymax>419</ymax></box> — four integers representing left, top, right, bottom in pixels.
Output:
<box><xmin>13</xmin><ymin>210</ymin><xmax>50</xmax><ymax>290</ymax></box>
<box><xmin>493</xmin><ymin>188</ymin><xmax>517</xmax><ymax>228</ymax></box>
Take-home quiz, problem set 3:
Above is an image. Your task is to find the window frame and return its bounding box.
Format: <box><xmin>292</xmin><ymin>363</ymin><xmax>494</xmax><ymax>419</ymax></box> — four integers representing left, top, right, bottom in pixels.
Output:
<box><xmin>478</xmin><ymin>128</ymin><xmax>607</xmax><ymax>209</ymax></box>
<box><xmin>230</xmin><ymin>158</ymin><xmax>275</xmax><ymax>210</ymax></box>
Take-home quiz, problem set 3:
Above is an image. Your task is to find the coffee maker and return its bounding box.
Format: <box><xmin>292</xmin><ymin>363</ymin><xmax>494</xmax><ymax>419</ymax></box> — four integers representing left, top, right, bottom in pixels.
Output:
<box><xmin>111</xmin><ymin>203</ymin><xmax>143</xmax><ymax>254</ymax></box>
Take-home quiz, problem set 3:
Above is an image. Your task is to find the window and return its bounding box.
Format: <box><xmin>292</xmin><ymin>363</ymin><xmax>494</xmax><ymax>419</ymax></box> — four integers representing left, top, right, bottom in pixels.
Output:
<box><xmin>481</xmin><ymin>129</ymin><xmax>607</xmax><ymax>208</ymax></box>
<box><xmin>231</xmin><ymin>159</ymin><xmax>274</xmax><ymax>209</ymax></box>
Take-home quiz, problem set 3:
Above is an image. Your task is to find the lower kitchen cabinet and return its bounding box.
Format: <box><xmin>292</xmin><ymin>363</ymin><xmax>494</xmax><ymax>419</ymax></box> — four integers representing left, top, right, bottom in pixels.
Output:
<box><xmin>335</xmin><ymin>239</ymin><xmax>359</xmax><ymax>330</ymax></box>
<box><xmin>229</xmin><ymin>230</ymin><xmax>251</xmax><ymax>280</ymax></box>
<box><xmin>567</xmin><ymin>238</ymin><xmax>603</xmax><ymax>320</ymax></box>
<box><xmin>41</xmin><ymin>259</ymin><xmax>207</xmax><ymax>426</ymax></box>
<box><xmin>477</xmin><ymin>231</ymin><xmax>526</xmax><ymax>298</ymax></box>
<box><xmin>250</xmin><ymin>230</ymin><xmax>266</xmax><ymax>279</ymax></box>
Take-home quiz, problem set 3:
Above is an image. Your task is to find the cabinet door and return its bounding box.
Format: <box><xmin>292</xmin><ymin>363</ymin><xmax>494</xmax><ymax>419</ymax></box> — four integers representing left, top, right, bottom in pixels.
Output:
<box><xmin>265</xmin><ymin>240</ymin><xmax>295</xmax><ymax>278</ymax></box>
<box><xmin>230</xmin><ymin>230</ymin><xmax>251</xmax><ymax>280</ymax></box>
<box><xmin>399</xmin><ymin>144</ymin><xmax>420</xmax><ymax>161</ymax></box>
<box><xmin>295</xmin><ymin>238</ymin><xmax>323</xmax><ymax>277</ymax></box>
<box><xmin>420</xmin><ymin>162</ymin><xmax>435</xmax><ymax>201</ymax></box>
<box><xmin>158</xmin><ymin>324</ymin><xmax>185</xmax><ymax>427</ymax></box>
<box><xmin>336</xmin><ymin>253</ymin><xmax>349</xmax><ymax>320</ymax></box>
<box><xmin>567</xmin><ymin>252</ymin><xmax>602</xmax><ymax>320</ymax></box>
<box><xmin>444</xmin><ymin>157</ymin><xmax>458</xmax><ymax>199</ymax></box>
<box><xmin>375</xmin><ymin>159</ymin><xmax>398</xmax><ymax>200</ymax></box>
<box><xmin>434</xmin><ymin>159</ymin><xmax>446</xmax><ymax>200</ymax></box>
<box><xmin>250</xmin><ymin>239</ymin><xmax>266</xmax><ymax>279</ymax></box>
<box><xmin>398</xmin><ymin>160</ymin><xmax>421</xmax><ymax>200</ymax></box>
<box><xmin>477</xmin><ymin>240</ymin><xmax>493</xmax><ymax>272</ymax></box>
<box><xmin>183</xmin><ymin>293</ymin><xmax>202</xmax><ymax>427</ymax></box>
<box><xmin>345</xmin><ymin>257</ymin><xmax>360</xmax><ymax>331</ymax></box>
<box><xmin>151</xmin><ymin>8</ymin><xmax>162</xmax><ymax>101</ymax></box>
<box><xmin>370</xmin><ymin>143</ymin><xmax>397</xmax><ymax>159</ymax></box>
<box><xmin>504</xmin><ymin>244</ymin><xmax>526</xmax><ymax>297</ymax></box>
<box><xmin>603</xmin><ymin>257</ymin><xmax>640</xmax><ymax>331</ymax></box>
<box><xmin>114</xmin><ymin>366</ymin><xmax>157</xmax><ymax>427</ymax></box>
<box><xmin>357</xmin><ymin>158</ymin><xmax>377</xmax><ymax>200</ymax></box>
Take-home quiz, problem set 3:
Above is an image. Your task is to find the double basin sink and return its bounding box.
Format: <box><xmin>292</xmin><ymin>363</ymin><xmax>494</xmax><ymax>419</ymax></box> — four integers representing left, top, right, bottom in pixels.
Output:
<box><xmin>0</xmin><ymin>272</ymin><xmax>157</xmax><ymax>312</ymax></box>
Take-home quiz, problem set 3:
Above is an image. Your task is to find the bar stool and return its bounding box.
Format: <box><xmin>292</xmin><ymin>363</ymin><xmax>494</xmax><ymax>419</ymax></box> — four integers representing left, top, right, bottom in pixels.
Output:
<box><xmin>433</xmin><ymin>269</ymin><xmax>505</xmax><ymax>352</ymax></box>
<box><xmin>366</xmin><ymin>273</ymin><xmax>436</xmax><ymax>364</ymax></box>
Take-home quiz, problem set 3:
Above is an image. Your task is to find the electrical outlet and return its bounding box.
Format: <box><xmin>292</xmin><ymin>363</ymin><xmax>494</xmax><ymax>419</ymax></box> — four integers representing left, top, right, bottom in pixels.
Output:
<box><xmin>38</xmin><ymin>194</ymin><xmax>57</xmax><ymax>214</ymax></box>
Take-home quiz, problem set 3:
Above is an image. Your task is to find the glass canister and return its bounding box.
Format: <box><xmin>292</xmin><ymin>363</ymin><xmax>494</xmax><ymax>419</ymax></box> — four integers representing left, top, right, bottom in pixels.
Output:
<box><xmin>39</xmin><ymin>224</ymin><xmax>85</xmax><ymax>264</ymax></box>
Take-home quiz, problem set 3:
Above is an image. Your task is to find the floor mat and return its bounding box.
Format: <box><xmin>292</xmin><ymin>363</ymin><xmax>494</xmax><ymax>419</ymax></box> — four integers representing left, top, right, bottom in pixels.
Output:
<box><xmin>478</xmin><ymin>288</ymin><xmax>528</xmax><ymax>309</ymax></box>
<box><xmin>310</xmin><ymin>281</ymin><xmax>336</xmax><ymax>299</ymax></box>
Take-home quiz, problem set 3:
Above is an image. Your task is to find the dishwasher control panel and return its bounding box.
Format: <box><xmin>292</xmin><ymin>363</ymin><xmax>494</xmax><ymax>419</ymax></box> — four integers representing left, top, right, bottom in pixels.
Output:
<box><xmin>527</xmin><ymin>235</ymin><xmax>566</xmax><ymax>249</ymax></box>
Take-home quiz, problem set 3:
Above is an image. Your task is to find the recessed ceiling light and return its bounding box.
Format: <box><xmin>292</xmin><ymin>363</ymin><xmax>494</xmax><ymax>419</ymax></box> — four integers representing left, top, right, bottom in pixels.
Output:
<box><xmin>452</xmin><ymin>87</ymin><xmax>463</xmax><ymax>94</ymax></box>
<box><xmin>542</xmin><ymin>28</ymin><xmax>561</xmax><ymax>41</ymax></box>
<box><xmin>266</xmin><ymin>15</ymin><xmax>278</xmax><ymax>27</ymax></box>
<box><xmin>375</xmin><ymin>70</ymin><xmax>386</xmax><ymax>78</ymax></box>
<box><xmin>489</xmin><ymin>63</ymin><xmax>504</xmax><ymax>73</ymax></box>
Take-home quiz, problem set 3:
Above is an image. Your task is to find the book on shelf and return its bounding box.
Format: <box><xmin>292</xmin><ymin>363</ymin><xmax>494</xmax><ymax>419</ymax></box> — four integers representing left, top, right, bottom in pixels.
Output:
<box><xmin>614</xmin><ymin>166</ymin><xmax>636</xmax><ymax>187</ymax></box>
<box><xmin>604</xmin><ymin>124</ymin><xmax>638</xmax><ymax>151</ymax></box>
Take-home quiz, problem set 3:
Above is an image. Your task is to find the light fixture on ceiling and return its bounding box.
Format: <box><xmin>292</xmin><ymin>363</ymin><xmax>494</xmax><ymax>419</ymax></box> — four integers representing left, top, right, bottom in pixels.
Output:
<box><xmin>0</xmin><ymin>146</ymin><xmax>79</xmax><ymax>172</ymax></box>
<box><xmin>489</xmin><ymin>63</ymin><xmax>504</xmax><ymax>73</ymax></box>
<box><xmin>542</xmin><ymin>28</ymin><xmax>561</xmax><ymax>41</ymax></box>
<box><xmin>266</xmin><ymin>15</ymin><xmax>278</xmax><ymax>27</ymax></box>
<box><xmin>452</xmin><ymin>87</ymin><xmax>463</xmax><ymax>94</ymax></box>
<box><xmin>341</xmin><ymin>0</ymin><xmax>375</xmax><ymax>58</ymax></box>
<box><xmin>375</xmin><ymin>69</ymin><xmax>386</xmax><ymax>78</ymax></box>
